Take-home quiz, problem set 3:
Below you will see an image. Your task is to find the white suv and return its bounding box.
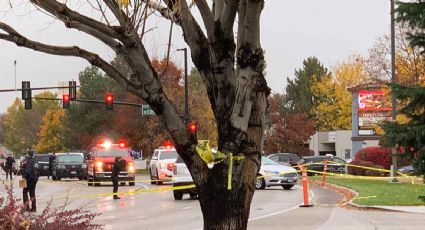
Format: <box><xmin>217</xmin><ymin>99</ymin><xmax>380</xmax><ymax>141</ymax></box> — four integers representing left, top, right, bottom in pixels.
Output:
<box><xmin>149</xmin><ymin>147</ymin><xmax>179</xmax><ymax>185</ymax></box>
<box><xmin>172</xmin><ymin>156</ymin><xmax>197</xmax><ymax>200</ymax></box>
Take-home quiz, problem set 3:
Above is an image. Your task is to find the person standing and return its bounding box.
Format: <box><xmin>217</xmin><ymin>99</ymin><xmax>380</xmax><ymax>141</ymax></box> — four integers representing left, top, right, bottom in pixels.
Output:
<box><xmin>22</xmin><ymin>151</ymin><xmax>39</xmax><ymax>212</ymax></box>
<box><xmin>112</xmin><ymin>156</ymin><xmax>126</xmax><ymax>200</ymax></box>
<box><xmin>48</xmin><ymin>153</ymin><xmax>56</xmax><ymax>179</ymax></box>
<box><xmin>5</xmin><ymin>154</ymin><xmax>15</xmax><ymax>180</ymax></box>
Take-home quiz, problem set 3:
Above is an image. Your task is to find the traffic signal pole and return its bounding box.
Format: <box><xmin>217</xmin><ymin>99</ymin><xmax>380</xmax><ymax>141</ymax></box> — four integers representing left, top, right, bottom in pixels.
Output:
<box><xmin>390</xmin><ymin>0</ymin><xmax>398</xmax><ymax>183</ymax></box>
<box><xmin>177</xmin><ymin>48</ymin><xmax>189</xmax><ymax>126</ymax></box>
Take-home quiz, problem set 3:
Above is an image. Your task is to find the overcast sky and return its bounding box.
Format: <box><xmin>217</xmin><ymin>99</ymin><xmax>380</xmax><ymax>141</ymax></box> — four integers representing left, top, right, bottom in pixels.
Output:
<box><xmin>0</xmin><ymin>0</ymin><xmax>390</xmax><ymax>113</ymax></box>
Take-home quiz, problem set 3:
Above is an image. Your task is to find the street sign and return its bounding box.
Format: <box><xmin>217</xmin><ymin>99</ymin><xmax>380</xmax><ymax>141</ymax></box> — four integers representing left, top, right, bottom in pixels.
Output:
<box><xmin>141</xmin><ymin>104</ymin><xmax>155</xmax><ymax>115</ymax></box>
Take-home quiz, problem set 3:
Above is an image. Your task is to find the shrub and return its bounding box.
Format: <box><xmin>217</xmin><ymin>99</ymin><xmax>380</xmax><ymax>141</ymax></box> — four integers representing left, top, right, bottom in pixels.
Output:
<box><xmin>347</xmin><ymin>160</ymin><xmax>388</xmax><ymax>177</ymax></box>
<box><xmin>0</xmin><ymin>182</ymin><xmax>102</xmax><ymax>230</ymax></box>
<box><xmin>354</xmin><ymin>147</ymin><xmax>393</xmax><ymax>169</ymax></box>
<box><xmin>355</xmin><ymin>146</ymin><xmax>411</xmax><ymax>170</ymax></box>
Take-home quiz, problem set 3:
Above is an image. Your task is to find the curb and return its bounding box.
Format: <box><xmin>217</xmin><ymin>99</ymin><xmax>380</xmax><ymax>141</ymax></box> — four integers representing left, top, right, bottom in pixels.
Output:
<box><xmin>311</xmin><ymin>181</ymin><xmax>406</xmax><ymax>213</ymax></box>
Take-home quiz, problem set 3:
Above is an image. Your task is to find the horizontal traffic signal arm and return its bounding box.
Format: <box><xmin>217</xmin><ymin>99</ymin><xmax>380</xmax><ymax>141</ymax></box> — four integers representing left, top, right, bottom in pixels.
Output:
<box><xmin>0</xmin><ymin>86</ymin><xmax>78</xmax><ymax>92</ymax></box>
<box><xmin>32</xmin><ymin>97</ymin><xmax>142</xmax><ymax>107</ymax></box>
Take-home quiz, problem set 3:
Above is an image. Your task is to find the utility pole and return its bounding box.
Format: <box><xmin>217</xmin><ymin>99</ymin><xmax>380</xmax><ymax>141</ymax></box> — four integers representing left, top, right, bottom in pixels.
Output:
<box><xmin>14</xmin><ymin>60</ymin><xmax>17</xmax><ymax>94</ymax></box>
<box><xmin>390</xmin><ymin>0</ymin><xmax>399</xmax><ymax>183</ymax></box>
<box><xmin>177</xmin><ymin>48</ymin><xmax>189</xmax><ymax>126</ymax></box>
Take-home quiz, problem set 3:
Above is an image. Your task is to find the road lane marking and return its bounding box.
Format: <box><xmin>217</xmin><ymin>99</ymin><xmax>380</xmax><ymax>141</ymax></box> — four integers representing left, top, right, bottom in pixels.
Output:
<box><xmin>248</xmin><ymin>204</ymin><xmax>300</xmax><ymax>221</ymax></box>
<box><xmin>128</xmin><ymin>215</ymin><xmax>149</xmax><ymax>220</ymax></box>
<box><xmin>182</xmin><ymin>206</ymin><xmax>192</xmax><ymax>210</ymax></box>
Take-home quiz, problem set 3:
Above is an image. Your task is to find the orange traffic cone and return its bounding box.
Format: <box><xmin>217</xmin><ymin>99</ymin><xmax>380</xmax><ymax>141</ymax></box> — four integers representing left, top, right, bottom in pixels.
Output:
<box><xmin>299</xmin><ymin>166</ymin><xmax>313</xmax><ymax>207</ymax></box>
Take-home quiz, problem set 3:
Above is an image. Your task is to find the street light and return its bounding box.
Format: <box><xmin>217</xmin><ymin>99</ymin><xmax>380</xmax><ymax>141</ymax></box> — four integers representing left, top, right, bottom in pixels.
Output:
<box><xmin>177</xmin><ymin>48</ymin><xmax>189</xmax><ymax>126</ymax></box>
<box><xmin>390</xmin><ymin>0</ymin><xmax>399</xmax><ymax>183</ymax></box>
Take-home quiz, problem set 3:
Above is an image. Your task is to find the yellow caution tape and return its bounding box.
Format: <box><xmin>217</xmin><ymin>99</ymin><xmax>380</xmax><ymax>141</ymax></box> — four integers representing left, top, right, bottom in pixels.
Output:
<box><xmin>353</xmin><ymin>196</ymin><xmax>377</xmax><ymax>200</ymax></box>
<box><xmin>228</xmin><ymin>152</ymin><xmax>233</xmax><ymax>190</ymax></box>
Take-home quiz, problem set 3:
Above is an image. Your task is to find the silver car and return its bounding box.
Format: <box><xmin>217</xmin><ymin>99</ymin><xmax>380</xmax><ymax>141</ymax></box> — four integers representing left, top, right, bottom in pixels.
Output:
<box><xmin>256</xmin><ymin>156</ymin><xmax>298</xmax><ymax>190</ymax></box>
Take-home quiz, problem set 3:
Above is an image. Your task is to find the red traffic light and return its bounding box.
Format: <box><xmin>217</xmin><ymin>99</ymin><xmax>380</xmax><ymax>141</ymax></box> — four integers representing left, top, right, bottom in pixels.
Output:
<box><xmin>105</xmin><ymin>93</ymin><xmax>113</xmax><ymax>110</ymax></box>
<box><xmin>63</xmin><ymin>94</ymin><xmax>70</xmax><ymax>109</ymax></box>
<box><xmin>63</xmin><ymin>94</ymin><xmax>70</xmax><ymax>102</ymax></box>
<box><xmin>106</xmin><ymin>93</ymin><xmax>113</xmax><ymax>103</ymax></box>
<box><xmin>188</xmin><ymin>121</ymin><xmax>198</xmax><ymax>134</ymax></box>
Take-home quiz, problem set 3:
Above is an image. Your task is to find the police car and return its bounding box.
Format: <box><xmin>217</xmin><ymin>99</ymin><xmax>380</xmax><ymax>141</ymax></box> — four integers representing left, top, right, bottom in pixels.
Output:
<box><xmin>149</xmin><ymin>142</ymin><xmax>179</xmax><ymax>185</ymax></box>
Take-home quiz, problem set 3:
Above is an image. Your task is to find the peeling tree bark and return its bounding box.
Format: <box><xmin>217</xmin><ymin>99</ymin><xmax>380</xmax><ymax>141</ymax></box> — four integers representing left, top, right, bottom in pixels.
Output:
<box><xmin>0</xmin><ymin>0</ymin><xmax>269</xmax><ymax>229</ymax></box>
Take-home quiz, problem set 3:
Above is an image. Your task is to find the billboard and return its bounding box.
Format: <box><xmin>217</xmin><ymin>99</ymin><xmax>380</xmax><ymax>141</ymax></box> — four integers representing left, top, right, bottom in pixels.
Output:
<box><xmin>357</xmin><ymin>90</ymin><xmax>392</xmax><ymax>136</ymax></box>
<box><xmin>358</xmin><ymin>90</ymin><xmax>391</xmax><ymax>111</ymax></box>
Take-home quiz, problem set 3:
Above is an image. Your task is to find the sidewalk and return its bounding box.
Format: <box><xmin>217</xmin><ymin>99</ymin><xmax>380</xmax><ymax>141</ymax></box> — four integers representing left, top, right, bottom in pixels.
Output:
<box><xmin>317</xmin><ymin>180</ymin><xmax>425</xmax><ymax>214</ymax></box>
<box><xmin>361</xmin><ymin>205</ymin><xmax>425</xmax><ymax>214</ymax></box>
<box><xmin>249</xmin><ymin>184</ymin><xmax>425</xmax><ymax>230</ymax></box>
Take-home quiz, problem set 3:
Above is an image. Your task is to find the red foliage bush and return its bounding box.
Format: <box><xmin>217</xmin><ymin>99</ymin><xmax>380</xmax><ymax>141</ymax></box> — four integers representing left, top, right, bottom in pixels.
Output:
<box><xmin>347</xmin><ymin>160</ymin><xmax>388</xmax><ymax>177</ymax></box>
<box><xmin>354</xmin><ymin>147</ymin><xmax>393</xmax><ymax>169</ymax></box>
<box><xmin>0</xmin><ymin>182</ymin><xmax>102</xmax><ymax>230</ymax></box>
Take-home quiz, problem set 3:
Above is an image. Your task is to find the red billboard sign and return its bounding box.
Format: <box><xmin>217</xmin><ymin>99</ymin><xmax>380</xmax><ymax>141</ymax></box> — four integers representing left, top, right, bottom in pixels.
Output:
<box><xmin>358</xmin><ymin>90</ymin><xmax>391</xmax><ymax>111</ymax></box>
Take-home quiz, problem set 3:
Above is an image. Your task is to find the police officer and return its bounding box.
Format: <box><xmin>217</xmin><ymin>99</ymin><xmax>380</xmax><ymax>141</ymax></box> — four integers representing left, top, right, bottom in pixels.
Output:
<box><xmin>22</xmin><ymin>150</ymin><xmax>39</xmax><ymax>212</ymax></box>
<box><xmin>112</xmin><ymin>156</ymin><xmax>126</xmax><ymax>200</ymax></box>
<box><xmin>5</xmin><ymin>154</ymin><xmax>15</xmax><ymax>180</ymax></box>
<box><xmin>48</xmin><ymin>153</ymin><xmax>56</xmax><ymax>179</ymax></box>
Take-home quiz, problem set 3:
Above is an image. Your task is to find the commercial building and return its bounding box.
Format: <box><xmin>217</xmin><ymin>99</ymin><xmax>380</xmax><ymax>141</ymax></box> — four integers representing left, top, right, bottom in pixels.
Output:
<box><xmin>308</xmin><ymin>130</ymin><xmax>379</xmax><ymax>161</ymax></box>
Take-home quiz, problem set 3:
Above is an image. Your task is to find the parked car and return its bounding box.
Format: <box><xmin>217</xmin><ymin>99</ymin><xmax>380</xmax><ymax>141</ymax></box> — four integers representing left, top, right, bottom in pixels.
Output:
<box><xmin>52</xmin><ymin>152</ymin><xmax>87</xmax><ymax>181</ymax></box>
<box><xmin>300</xmin><ymin>155</ymin><xmax>346</xmax><ymax>175</ymax></box>
<box><xmin>268</xmin><ymin>153</ymin><xmax>301</xmax><ymax>166</ymax></box>
<box><xmin>171</xmin><ymin>156</ymin><xmax>197</xmax><ymax>200</ymax></box>
<box><xmin>149</xmin><ymin>145</ymin><xmax>179</xmax><ymax>185</ymax></box>
<box><xmin>256</xmin><ymin>156</ymin><xmax>298</xmax><ymax>190</ymax></box>
<box><xmin>398</xmin><ymin>165</ymin><xmax>415</xmax><ymax>175</ymax></box>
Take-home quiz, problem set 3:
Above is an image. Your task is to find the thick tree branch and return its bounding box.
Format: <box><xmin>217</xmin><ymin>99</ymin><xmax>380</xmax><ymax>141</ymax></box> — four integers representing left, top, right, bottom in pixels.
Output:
<box><xmin>214</xmin><ymin>0</ymin><xmax>225</xmax><ymax>20</ymax></box>
<box><xmin>144</xmin><ymin>0</ymin><xmax>176</xmax><ymax>21</ymax></box>
<box><xmin>237</xmin><ymin>0</ymin><xmax>247</xmax><ymax>50</ymax></box>
<box><xmin>103</xmin><ymin>0</ymin><xmax>127</xmax><ymax>25</ymax></box>
<box><xmin>195</xmin><ymin>0</ymin><xmax>215</xmax><ymax>39</ymax></box>
<box><xmin>67</xmin><ymin>21</ymin><xmax>121</xmax><ymax>51</ymax></box>
<box><xmin>30</xmin><ymin>0</ymin><xmax>121</xmax><ymax>39</ymax></box>
<box><xmin>242</xmin><ymin>0</ymin><xmax>263</xmax><ymax>46</ymax></box>
<box><xmin>221</xmin><ymin>0</ymin><xmax>239</xmax><ymax>39</ymax></box>
<box><xmin>0</xmin><ymin>22</ymin><xmax>131</xmax><ymax>90</ymax></box>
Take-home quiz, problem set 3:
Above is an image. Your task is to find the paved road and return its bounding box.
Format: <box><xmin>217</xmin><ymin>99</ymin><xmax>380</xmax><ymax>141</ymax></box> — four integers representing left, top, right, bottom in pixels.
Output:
<box><xmin>2</xmin><ymin>175</ymin><xmax>425</xmax><ymax>229</ymax></box>
<box><xmin>1</xmin><ymin>175</ymin><xmax>303</xmax><ymax>229</ymax></box>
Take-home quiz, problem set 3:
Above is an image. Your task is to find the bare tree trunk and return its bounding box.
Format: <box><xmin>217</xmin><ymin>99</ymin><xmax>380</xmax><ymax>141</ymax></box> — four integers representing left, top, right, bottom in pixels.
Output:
<box><xmin>197</xmin><ymin>159</ymin><xmax>257</xmax><ymax>230</ymax></box>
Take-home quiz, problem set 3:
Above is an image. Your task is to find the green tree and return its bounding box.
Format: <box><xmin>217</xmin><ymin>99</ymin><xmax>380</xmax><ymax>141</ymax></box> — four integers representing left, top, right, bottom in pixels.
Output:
<box><xmin>382</xmin><ymin>84</ymin><xmax>425</xmax><ymax>179</ymax></box>
<box><xmin>2</xmin><ymin>93</ymin><xmax>59</xmax><ymax>155</ymax></box>
<box><xmin>382</xmin><ymin>1</ymin><xmax>425</xmax><ymax>179</ymax></box>
<box><xmin>396</xmin><ymin>1</ymin><xmax>425</xmax><ymax>54</ymax></box>
<box><xmin>0</xmin><ymin>114</ymin><xmax>5</xmax><ymax>144</ymax></box>
<box><xmin>283</xmin><ymin>57</ymin><xmax>331</xmax><ymax>116</ymax></box>
<box><xmin>34</xmin><ymin>109</ymin><xmax>68</xmax><ymax>153</ymax></box>
<box><xmin>66</xmin><ymin>66</ymin><xmax>117</xmax><ymax>150</ymax></box>
<box><xmin>2</xmin><ymin>99</ymin><xmax>26</xmax><ymax>154</ymax></box>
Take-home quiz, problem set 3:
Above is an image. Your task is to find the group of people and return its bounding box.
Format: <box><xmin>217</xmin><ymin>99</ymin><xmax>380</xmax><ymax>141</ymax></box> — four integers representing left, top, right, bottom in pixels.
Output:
<box><xmin>1</xmin><ymin>151</ymin><xmax>126</xmax><ymax>212</ymax></box>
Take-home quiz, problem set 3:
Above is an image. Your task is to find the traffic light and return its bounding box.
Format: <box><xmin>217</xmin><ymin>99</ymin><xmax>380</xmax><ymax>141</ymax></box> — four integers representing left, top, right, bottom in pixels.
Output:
<box><xmin>21</xmin><ymin>81</ymin><xmax>32</xmax><ymax>110</ymax></box>
<box><xmin>63</xmin><ymin>94</ymin><xmax>70</xmax><ymax>109</ymax></box>
<box><xmin>105</xmin><ymin>93</ymin><xmax>113</xmax><ymax>110</ymax></box>
<box><xmin>187</xmin><ymin>121</ymin><xmax>198</xmax><ymax>134</ymax></box>
<box><xmin>69</xmin><ymin>80</ymin><xmax>77</xmax><ymax>101</ymax></box>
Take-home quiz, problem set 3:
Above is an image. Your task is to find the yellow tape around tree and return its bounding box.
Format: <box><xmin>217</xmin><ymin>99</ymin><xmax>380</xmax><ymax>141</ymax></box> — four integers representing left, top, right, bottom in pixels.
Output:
<box><xmin>195</xmin><ymin>140</ymin><xmax>245</xmax><ymax>190</ymax></box>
